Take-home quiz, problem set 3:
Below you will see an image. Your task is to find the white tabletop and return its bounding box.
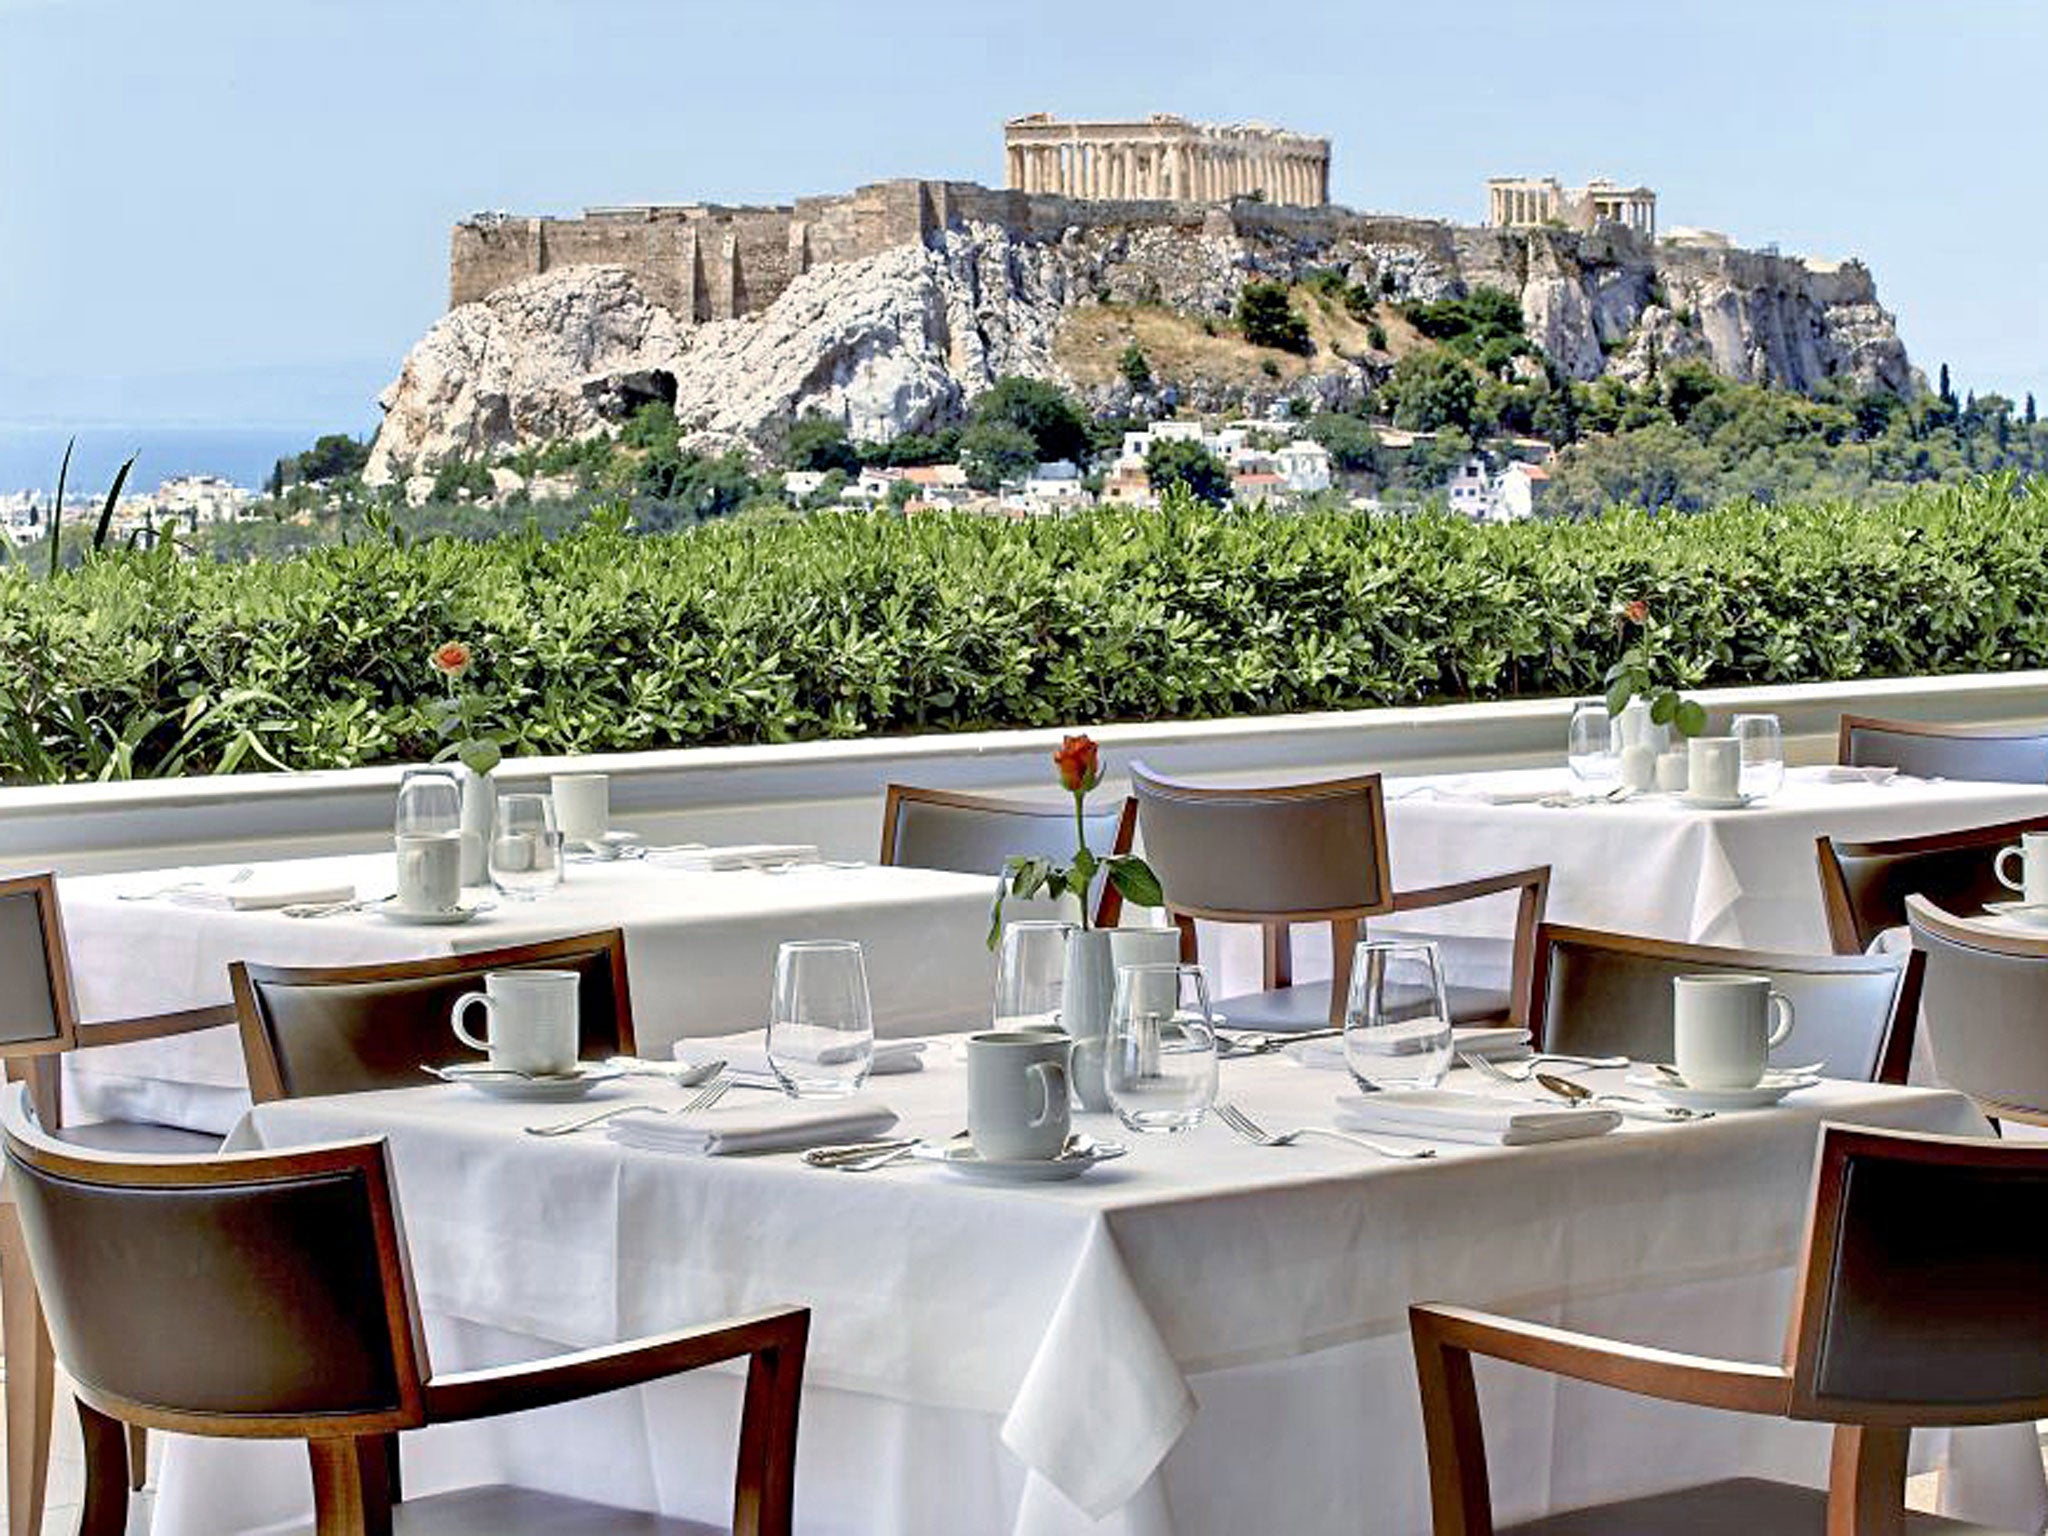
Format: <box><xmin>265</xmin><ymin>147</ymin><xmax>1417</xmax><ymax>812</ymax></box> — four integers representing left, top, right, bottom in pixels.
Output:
<box><xmin>1382</xmin><ymin>765</ymin><xmax>2048</xmax><ymax>950</ymax></box>
<box><xmin>55</xmin><ymin>853</ymin><xmax>1007</xmax><ymax>1134</ymax></box>
<box><xmin>165</xmin><ymin>1055</ymin><xmax>2041</xmax><ymax>1536</ymax></box>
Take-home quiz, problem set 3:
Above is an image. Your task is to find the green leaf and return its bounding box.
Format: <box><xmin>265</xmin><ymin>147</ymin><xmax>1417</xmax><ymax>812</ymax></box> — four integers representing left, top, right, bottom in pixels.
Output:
<box><xmin>91</xmin><ymin>452</ymin><xmax>138</xmax><ymax>555</ymax></box>
<box><xmin>1674</xmin><ymin>700</ymin><xmax>1709</xmax><ymax>738</ymax></box>
<box><xmin>1648</xmin><ymin>691</ymin><xmax>1677</xmax><ymax>726</ymax></box>
<box><xmin>1106</xmin><ymin>857</ymin><xmax>1164</xmax><ymax>908</ymax></box>
<box><xmin>1603</xmin><ymin>677</ymin><xmax>1633</xmax><ymax>716</ymax></box>
<box><xmin>47</xmin><ymin>436</ymin><xmax>72</xmax><ymax>579</ymax></box>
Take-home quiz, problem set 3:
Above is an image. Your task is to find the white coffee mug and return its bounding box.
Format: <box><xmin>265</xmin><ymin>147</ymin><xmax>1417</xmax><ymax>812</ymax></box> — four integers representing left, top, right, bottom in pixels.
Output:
<box><xmin>1687</xmin><ymin>736</ymin><xmax>1741</xmax><ymax>802</ymax></box>
<box><xmin>550</xmin><ymin>773</ymin><xmax>610</xmax><ymax>847</ymax></box>
<box><xmin>1995</xmin><ymin>831</ymin><xmax>2048</xmax><ymax>908</ymax></box>
<box><xmin>451</xmin><ymin>969</ymin><xmax>581</xmax><ymax>1075</ymax></box>
<box><xmin>1673</xmin><ymin>974</ymin><xmax>1794</xmax><ymax>1089</ymax></box>
<box><xmin>968</xmin><ymin>1031</ymin><xmax>1071</xmax><ymax>1161</ymax></box>
<box><xmin>394</xmin><ymin>831</ymin><xmax>463</xmax><ymax>914</ymax></box>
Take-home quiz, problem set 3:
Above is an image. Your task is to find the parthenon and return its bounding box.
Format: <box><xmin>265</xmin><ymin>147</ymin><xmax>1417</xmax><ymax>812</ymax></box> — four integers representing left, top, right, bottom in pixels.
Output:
<box><xmin>1487</xmin><ymin>176</ymin><xmax>1657</xmax><ymax>237</ymax></box>
<box><xmin>1004</xmin><ymin>113</ymin><xmax>1330</xmax><ymax>206</ymax></box>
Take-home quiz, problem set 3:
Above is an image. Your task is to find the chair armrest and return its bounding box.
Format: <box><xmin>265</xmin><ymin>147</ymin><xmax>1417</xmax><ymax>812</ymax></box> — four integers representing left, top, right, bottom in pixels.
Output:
<box><xmin>72</xmin><ymin>1005</ymin><xmax>238</xmax><ymax>1049</ymax></box>
<box><xmin>423</xmin><ymin>1305</ymin><xmax>809</xmax><ymax>1424</ymax></box>
<box><xmin>1389</xmin><ymin>867</ymin><xmax>1550</xmax><ymax>1028</ymax></box>
<box><xmin>1411</xmin><ymin>1302</ymin><xmax>1790</xmax><ymax>1415</ymax></box>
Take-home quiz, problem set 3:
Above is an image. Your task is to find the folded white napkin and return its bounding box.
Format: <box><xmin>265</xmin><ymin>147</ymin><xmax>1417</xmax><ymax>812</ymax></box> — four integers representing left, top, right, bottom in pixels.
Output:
<box><xmin>166</xmin><ymin>879</ymin><xmax>356</xmax><ymax>911</ymax></box>
<box><xmin>1403</xmin><ymin>781</ymin><xmax>1557</xmax><ymax>806</ymax></box>
<box><xmin>1787</xmin><ymin>764</ymin><xmax>1902</xmax><ymax>786</ymax></box>
<box><xmin>674</xmin><ymin>1031</ymin><xmax>927</xmax><ymax>1081</ymax></box>
<box><xmin>1286</xmin><ymin>1026</ymin><xmax>1530</xmax><ymax>1071</ymax></box>
<box><xmin>605</xmin><ymin>1095</ymin><xmax>897</xmax><ymax>1156</ymax></box>
<box><xmin>1334</xmin><ymin>1089</ymin><xmax>1620</xmax><ymax>1146</ymax></box>
<box><xmin>647</xmin><ymin>844</ymin><xmax>821</xmax><ymax>871</ymax></box>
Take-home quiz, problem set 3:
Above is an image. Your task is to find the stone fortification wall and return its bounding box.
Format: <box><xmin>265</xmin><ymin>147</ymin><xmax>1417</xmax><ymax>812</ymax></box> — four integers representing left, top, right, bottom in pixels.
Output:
<box><xmin>449</xmin><ymin>179</ymin><xmax>1462</xmax><ymax>322</ymax></box>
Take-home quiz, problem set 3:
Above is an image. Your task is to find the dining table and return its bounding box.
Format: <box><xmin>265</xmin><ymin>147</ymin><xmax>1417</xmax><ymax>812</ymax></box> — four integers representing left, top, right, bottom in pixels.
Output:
<box><xmin>143</xmin><ymin>1051</ymin><xmax>2048</xmax><ymax>1536</ymax></box>
<box><xmin>52</xmin><ymin>852</ymin><xmax>1011</xmax><ymax>1137</ymax></box>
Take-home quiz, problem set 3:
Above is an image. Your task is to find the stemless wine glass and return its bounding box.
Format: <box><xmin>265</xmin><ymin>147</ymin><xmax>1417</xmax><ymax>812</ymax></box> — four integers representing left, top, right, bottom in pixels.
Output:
<box><xmin>489</xmin><ymin>793</ymin><xmax>563</xmax><ymax>901</ymax></box>
<box><xmin>1567</xmin><ymin>701</ymin><xmax>1618</xmax><ymax>783</ymax></box>
<box><xmin>1105</xmin><ymin>962</ymin><xmax>1218</xmax><ymax>1134</ymax></box>
<box><xmin>768</xmin><ymin>940</ymin><xmax>875</xmax><ymax>1098</ymax></box>
<box><xmin>1732</xmin><ymin>712</ymin><xmax>1786</xmax><ymax>799</ymax></box>
<box><xmin>1344</xmin><ymin>940</ymin><xmax>1454</xmax><ymax>1092</ymax></box>
<box><xmin>994</xmin><ymin>919</ymin><xmax>1073</xmax><ymax>1032</ymax></box>
<box><xmin>395</xmin><ymin>768</ymin><xmax>463</xmax><ymax>837</ymax></box>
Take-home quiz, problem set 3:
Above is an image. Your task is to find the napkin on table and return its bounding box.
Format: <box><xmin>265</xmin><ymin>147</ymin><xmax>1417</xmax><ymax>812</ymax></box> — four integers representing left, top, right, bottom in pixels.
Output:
<box><xmin>166</xmin><ymin>879</ymin><xmax>356</xmax><ymax>911</ymax></box>
<box><xmin>675</xmin><ymin>1030</ymin><xmax>927</xmax><ymax>1083</ymax></box>
<box><xmin>647</xmin><ymin>844</ymin><xmax>821</xmax><ymax>871</ymax></box>
<box><xmin>1285</xmin><ymin>1026</ymin><xmax>1530</xmax><ymax>1071</ymax></box>
<box><xmin>1787</xmin><ymin>765</ymin><xmax>1903</xmax><ymax>786</ymax></box>
<box><xmin>1334</xmin><ymin>1089</ymin><xmax>1620</xmax><ymax>1146</ymax></box>
<box><xmin>605</xmin><ymin>1095</ymin><xmax>898</xmax><ymax>1156</ymax></box>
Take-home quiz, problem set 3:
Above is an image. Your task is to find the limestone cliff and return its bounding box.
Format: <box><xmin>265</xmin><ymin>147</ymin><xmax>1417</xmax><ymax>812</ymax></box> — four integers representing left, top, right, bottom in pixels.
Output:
<box><xmin>366</xmin><ymin>213</ymin><xmax>1911</xmax><ymax>479</ymax></box>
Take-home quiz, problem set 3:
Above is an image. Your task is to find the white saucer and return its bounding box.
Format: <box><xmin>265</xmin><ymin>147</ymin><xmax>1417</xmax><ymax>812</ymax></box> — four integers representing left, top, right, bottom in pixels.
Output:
<box><xmin>1984</xmin><ymin>900</ymin><xmax>2048</xmax><ymax>926</ymax></box>
<box><xmin>431</xmin><ymin>1063</ymin><xmax>622</xmax><ymax>1102</ymax></box>
<box><xmin>375</xmin><ymin>899</ymin><xmax>489</xmax><ymax>926</ymax></box>
<box><xmin>1625</xmin><ymin>1070</ymin><xmax>1818</xmax><ymax>1111</ymax></box>
<box><xmin>1678</xmin><ymin>792</ymin><xmax>1757</xmax><ymax>811</ymax></box>
<box><xmin>569</xmin><ymin>831</ymin><xmax>647</xmax><ymax>861</ymax></box>
<box><xmin>912</xmin><ymin>1138</ymin><xmax>1127</xmax><ymax>1183</ymax></box>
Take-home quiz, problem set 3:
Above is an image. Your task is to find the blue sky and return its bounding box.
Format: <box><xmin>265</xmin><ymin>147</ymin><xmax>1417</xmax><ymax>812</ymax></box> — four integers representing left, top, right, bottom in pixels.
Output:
<box><xmin>2</xmin><ymin>0</ymin><xmax>2042</xmax><ymax>432</ymax></box>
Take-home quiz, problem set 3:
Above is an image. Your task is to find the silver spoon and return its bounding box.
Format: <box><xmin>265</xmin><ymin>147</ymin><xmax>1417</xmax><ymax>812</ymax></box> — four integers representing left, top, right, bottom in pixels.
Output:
<box><xmin>1535</xmin><ymin>1072</ymin><xmax>1708</xmax><ymax>1120</ymax></box>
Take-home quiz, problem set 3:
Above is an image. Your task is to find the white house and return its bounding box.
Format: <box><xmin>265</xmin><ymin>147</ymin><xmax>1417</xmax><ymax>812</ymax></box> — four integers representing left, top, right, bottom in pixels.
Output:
<box><xmin>1493</xmin><ymin>461</ymin><xmax>1550</xmax><ymax>522</ymax></box>
<box><xmin>1272</xmin><ymin>440</ymin><xmax>1333</xmax><ymax>494</ymax></box>
<box><xmin>1443</xmin><ymin>454</ymin><xmax>1494</xmax><ymax>518</ymax></box>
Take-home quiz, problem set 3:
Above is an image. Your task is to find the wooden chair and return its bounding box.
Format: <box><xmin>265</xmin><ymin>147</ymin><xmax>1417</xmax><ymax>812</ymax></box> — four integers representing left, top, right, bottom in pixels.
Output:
<box><xmin>879</xmin><ymin>782</ymin><xmax>1137</xmax><ymax>927</ymax></box>
<box><xmin>0</xmin><ymin>871</ymin><xmax>230</xmax><ymax>1535</ymax></box>
<box><xmin>1905</xmin><ymin>894</ymin><xmax>2048</xmax><ymax>1127</ymax></box>
<box><xmin>1837</xmin><ymin>714</ymin><xmax>2048</xmax><ymax>784</ymax></box>
<box><xmin>232</xmin><ymin>930</ymin><xmax>636</xmax><ymax>1103</ymax></box>
<box><xmin>0</xmin><ymin>1089</ymin><xmax>808</xmax><ymax>1536</ymax></box>
<box><xmin>1815</xmin><ymin>814</ymin><xmax>2048</xmax><ymax>956</ymax></box>
<box><xmin>1529</xmin><ymin>924</ymin><xmax>1922</xmax><ymax>1083</ymax></box>
<box><xmin>1411</xmin><ymin>1123</ymin><xmax>2048</xmax><ymax>1535</ymax></box>
<box><xmin>1129</xmin><ymin>763</ymin><xmax>1550</xmax><ymax>1030</ymax></box>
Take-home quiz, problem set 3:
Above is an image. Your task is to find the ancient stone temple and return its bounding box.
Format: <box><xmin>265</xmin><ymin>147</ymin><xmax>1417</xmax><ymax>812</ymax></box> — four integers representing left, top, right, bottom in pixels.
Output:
<box><xmin>1487</xmin><ymin>176</ymin><xmax>1657</xmax><ymax>237</ymax></box>
<box><xmin>1003</xmin><ymin>113</ymin><xmax>1330</xmax><ymax>206</ymax></box>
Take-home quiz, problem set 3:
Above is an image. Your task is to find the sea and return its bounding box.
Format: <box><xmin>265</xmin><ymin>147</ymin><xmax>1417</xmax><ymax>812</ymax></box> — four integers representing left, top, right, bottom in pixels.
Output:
<box><xmin>0</xmin><ymin>423</ymin><xmax>373</xmax><ymax>499</ymax></box>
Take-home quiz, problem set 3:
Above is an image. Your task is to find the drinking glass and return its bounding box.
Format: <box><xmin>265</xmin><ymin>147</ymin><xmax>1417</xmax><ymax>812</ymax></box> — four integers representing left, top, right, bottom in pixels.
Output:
<box><xmin>488</xmin><ymin>793</ymin><xmax>563</xmax><ymax>901</ymax></box>
<box><xmin>1567</xmin><ymin>701</ymin><xmax>1618</xmax><ymax>783</ymax></box>
<box><xmin>1344</xmin><ymin>940</ymin><xmax>1454</xmax><ymax>1091</ymax></box>
<box><xmin>1105</xmin><ymin>962</ymin><xmax>1218</xmax><ymax>1134</ymax></box>
<box><xmin>994</xmin><ymin>920</ymin><xmax>1073</xmax><ymax>1032</ymax></box>
<box><xmin>1732</xmin><ymin>713</ymin><xmax>1785</xmax><ymax>799</ymax></box>
<box><xmin>768</xmin><ymin>940</ymin><xmax>875</xmax><ymax>1098</ymax></box>
<box><xmin>395</xmin><ymin>769</ymin><xmax>463</xmax><ymax>838</ymax></box>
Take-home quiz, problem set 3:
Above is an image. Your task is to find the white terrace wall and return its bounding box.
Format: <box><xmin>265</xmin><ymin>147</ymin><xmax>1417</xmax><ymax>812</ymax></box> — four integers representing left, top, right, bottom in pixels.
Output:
<box><xmin>2</xmin><ymin>672</ymin><xmax>2045</xmax><ymax>877</ymax></box>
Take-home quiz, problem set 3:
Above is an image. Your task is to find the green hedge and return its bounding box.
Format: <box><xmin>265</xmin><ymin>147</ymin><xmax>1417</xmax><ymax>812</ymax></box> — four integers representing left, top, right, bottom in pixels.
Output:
<box><xmin>2</xmin><ymin>477</ymin><xmax>2045</xmax><ymax>785</ymax></box>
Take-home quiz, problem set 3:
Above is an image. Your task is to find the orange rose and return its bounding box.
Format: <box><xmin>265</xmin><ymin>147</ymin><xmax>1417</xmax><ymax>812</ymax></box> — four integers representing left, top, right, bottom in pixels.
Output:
<box><xmin>1053</xmin><ymin>734</ymin><xmax>1100</xmax><ymax>795</ymax></box>
<box><xmin>430</xmin><ymin>640</ymin><xmax>474</xmax><ymax>681</ymax></box>
<box><xmin>1621</xmin><ymin>599</ymin><xmax>1649</xmax><ymax>625</ymax></box>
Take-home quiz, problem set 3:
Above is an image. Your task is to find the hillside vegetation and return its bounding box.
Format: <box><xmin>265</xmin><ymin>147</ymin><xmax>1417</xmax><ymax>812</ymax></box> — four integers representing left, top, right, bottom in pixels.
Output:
<box><xmin>3</xmin><ymin>476</ymin><xmax>2045</xmax><ymax>785</ymax></box>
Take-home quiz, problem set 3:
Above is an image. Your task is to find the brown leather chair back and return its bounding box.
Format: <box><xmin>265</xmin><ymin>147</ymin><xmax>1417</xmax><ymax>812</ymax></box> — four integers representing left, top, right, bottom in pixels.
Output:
<box><xmin>0</xmin><ymin>874</ymin><xmax>75</xmax><ymax>1056</ymax></box>
<box><xmin>1788</xmin><ymin>1125</ymin><xmax>2048</xmax><ymax>1423</ymax></box>
<box><xmin>1906</xmin><ymin>897</ymin><xmax>2048</xmax><ymax>1123</ymax></box>
<box><xmin>1129</xmin><ymin>763</ymin><xmax>1393</xmax><ymax>920</ymax></box>
<box><xmin>1</xmin><ymin>1094</ymin><xmax>425</xmax><ymax>1433</ymax></box>
<box><xmin>1532</xmin><ymin>924</ymin><xmax>1915</xmax><ymax>1082</ymax></box>
<box><xmin>880</xmin><ymin>782</ymin><xmax>1135</xmax><ymax>911</ymax></box>
<box><xmin>234</xmin><ymin>931</ymin><xmax>634</xmax><ymax>1102</ymax></box>
<box><xmin>1838</xmin><ymin>714</ymin><xmax>2048</xmax><ymax>784</ymax></box>
<box><xmin>1816</xmin><ymin>815</ymin><xmax>2048</xmax><ymax>955</ymax></box>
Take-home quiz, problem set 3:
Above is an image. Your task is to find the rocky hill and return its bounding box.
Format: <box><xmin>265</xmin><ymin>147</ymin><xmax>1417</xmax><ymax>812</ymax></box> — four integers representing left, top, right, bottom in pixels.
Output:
<box><xmin>365</xmin><ymin>211</ymin><xmax>1912</xmax><ymax>481</ymax></box>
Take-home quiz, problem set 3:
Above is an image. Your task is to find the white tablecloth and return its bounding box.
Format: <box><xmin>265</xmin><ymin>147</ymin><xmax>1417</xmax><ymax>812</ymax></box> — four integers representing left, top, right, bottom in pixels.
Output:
<box><xmin>147</xmin><ymin>1058</ymin><xmax>2045</xmax><ymax>1536</ymax></box>
<box><xmin>54</xmin><ymin>855</ymin><xmax>1005</xmax><ymax>1135</ymax></box>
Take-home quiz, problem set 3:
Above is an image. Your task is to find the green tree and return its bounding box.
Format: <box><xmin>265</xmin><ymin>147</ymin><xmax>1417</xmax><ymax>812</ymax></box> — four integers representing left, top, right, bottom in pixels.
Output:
<box><xmin>783</xmin><ymin>413</ymin><xmax>860</xmax><ymax>474</ymax></box>
<box><xmin>1304</xmin><ymin>412</ymin><xmax>1380</xmax><ymax>473</ymax></box>
<box><xmin>959</xmin><ymin>420</ymin><xmax>1038</xmax><ymax>491</ymax></box>
<box><xmin>1119</xmin><ymin>342</ymin><xmax>1153</xmax><ymax>390</ymax></box>
<box><xmin>969</xmin><ymin>376</ymin><xmax>1091</xmax><ymax>463</ymax></box>
<box><xmin>1146</xmin><ymin>438</ymin><xmax>1232</xmax><ymax>507</ymax></box>
<box><xmin>1384</xmin><ymin>351</ymin><xmax>1478</xmax><ymax>432</ymax></box>
<box><xmin>280</xmin><ymin>433</ymin><xmax>370</xmax><ymax>486</ymax></box>
<box><xmin>1236</xmin><ymin>282</ymin><xmax>1312</xmax><ymax>355</ymax></box>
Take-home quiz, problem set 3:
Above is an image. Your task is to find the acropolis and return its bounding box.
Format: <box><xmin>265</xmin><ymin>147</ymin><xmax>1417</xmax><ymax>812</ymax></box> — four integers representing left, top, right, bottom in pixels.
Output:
<box><xmin>1487</xmin><ymin>176</ymin><xmax>1657</xmax><ymax>237</ymax></box>
<box><xmin>1004</xmin><ymin>112</ymin><xmax>1330</xmax><ymax>207</ymax></box>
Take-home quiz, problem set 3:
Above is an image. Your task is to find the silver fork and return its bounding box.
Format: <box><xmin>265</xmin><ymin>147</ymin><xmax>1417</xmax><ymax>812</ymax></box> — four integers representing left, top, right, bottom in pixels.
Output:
<box><xmin>525</xmin><ymin>1078</ymin><xmax>729</xmax><ymax>1138</ymax></box>
<box><xmin>1461</xmin><ymin>1052</ymin><xmax>1629</xmax><ymax>1082</ymax></box>
<box><xmin>119</xmin><ymin>866</ymin><xmax>254</xmax><ymax>901</ymax></box>
<box><xmin>1214</xmin><ymin>1101</ymin><xmax>1436</xmax><ymax>1160</ymax></box>
<box><xmin>1462</xmin><ymin>1053</ymin><xmax>1707</xmax><ymax>1119</ymax></box>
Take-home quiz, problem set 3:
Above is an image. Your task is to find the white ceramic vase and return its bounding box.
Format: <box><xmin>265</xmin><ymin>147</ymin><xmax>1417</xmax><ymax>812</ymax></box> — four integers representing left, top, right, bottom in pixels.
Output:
<box><xmin>458</xmin><ymin>766</ymin><xmax>496</xmax><ymax>886</ymax></box>
<box><xmin>1061</xmin><ymin>928</ymin><xmax>1117</xmax><ymax>1112</ymax></box>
